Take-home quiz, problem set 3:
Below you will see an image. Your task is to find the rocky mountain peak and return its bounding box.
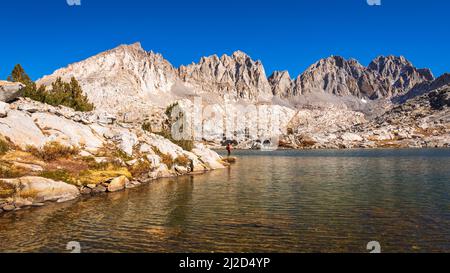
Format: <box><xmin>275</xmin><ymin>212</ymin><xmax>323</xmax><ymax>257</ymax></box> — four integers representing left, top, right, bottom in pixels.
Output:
<box><xmin>128</xmin><ymin>42</ymin><xmax>144</xmax><ymax>50</ymax></box>
<box><xmin>369</xmin><ymin>55</ymin><xmax>412</xmax><ymax>70</ymax></box>
<box><xmin>314</xmin><ymin>56</ymin><xmax>364</xmax><ymax>70</ymax></box>
<box><xmin>269</xmin><ymin>55</ymin><xmax>435</xmax><ymax>100</ymax></box>
<box><xmin>292</xmin><ymin>56</ymin><xmax>386</xmax><ymax>98</ymax></box>
<box><xmin>37</xmin><ymin>43</ymin><xmax>179</xmax><ymax>119</ymax></box>
<box><xmin>113</xmin><ymin>42</ymin><xmax>144</xmax><ymax>52</ymax></box>
<box><xmin>270</xmin><ymin>70</ymin><xmax>291</xmax><ymax>80</ymax></box>
<box><xmin>231</xmin><ymin>50</ymin><xmax>250</xmax><ymax>60</ymax></box>
<box><xmin>178</xmin><ymin>51</ymin><xmax>272</xmax><ymax>101</ymax></box>
<box><xmin>268</xmin><ymin>71</ymin><xmax>292</xmax><ymax>97</ymax></box>
<box><xmin>95</xmin><ymin>42</ymin><xmax>146</xmax><ymax>61</ymax></box>
<box><xmin>368</xmin><ymin>55</ymin><xmax>434</xmax><ymax>90</ymax></box>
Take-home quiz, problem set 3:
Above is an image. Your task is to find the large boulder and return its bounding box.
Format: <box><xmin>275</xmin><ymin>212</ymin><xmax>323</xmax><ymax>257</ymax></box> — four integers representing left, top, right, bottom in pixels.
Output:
<box><xmin>0</xmin><ymin>81</ymin><xmax>25</xmax><ymax>102</ymax></box>
<box><xmin>32</xmin><ymin>112</ymin><xmax>104</xmax><ymax>151</ymax></box>
<box><xmin>107</xmin><ymin>176</ymin><xmax>128</xmax><ymax>192</ymax></box>
<box><xmin>95</xmin><ymin>111</ymin><xmax>116</xmax><ymax>125</ymax></box>
<box><xmin>0</xmin><ymin>101</ymin><xmax>10</xmax><ymax>118</ymax></box>
<box><xmin>112</xmin><ymin>130</ymin><xmax>139</xmax><ymax>156</ymax></box>
<box><xmin>146</xmin><ymin>153</ymin><xmax>161</xmax><ymax>168</ymax></box>
<box><xmin>183</xmin><ymin>151</ymin><xmax>207</xmax><ymax>172</ymax></box>
<box><xmin>143</xmin><ymin>133</ymin><xmax>183</xmax><ymax>159</ymax></box>
<box><xmin>1</xmin><ymin>176</ymin><xmax>80</xmax><ymax>203</ymax></box>
<box><xmin>151</xmin><ymin>164</ymin><xmax>172</xmax><ymax>178</ymax></box>
<box><xmin>0</xmin><ymin>110</ymin><xmax>47</xmax><ymax>148</ymax></box>
<box><xmin>192</xmin><ymin>143</ymin><xmax>225</xmax><ymax>170</ymax></box>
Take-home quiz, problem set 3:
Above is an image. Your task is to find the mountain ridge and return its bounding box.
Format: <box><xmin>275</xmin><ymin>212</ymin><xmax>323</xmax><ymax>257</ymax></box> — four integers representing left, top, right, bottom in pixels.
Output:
<box><xmin>36</xmin><ymin>43</ymin><xmax>447</xmax><ymax>118</ymax></box>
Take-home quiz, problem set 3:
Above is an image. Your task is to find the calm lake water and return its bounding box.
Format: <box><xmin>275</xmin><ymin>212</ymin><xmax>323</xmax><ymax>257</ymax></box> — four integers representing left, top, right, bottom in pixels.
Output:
<box><xmin>1</xmin><ymin>149</ymin><xmax>449</xmax><ymax>253</ymax></box>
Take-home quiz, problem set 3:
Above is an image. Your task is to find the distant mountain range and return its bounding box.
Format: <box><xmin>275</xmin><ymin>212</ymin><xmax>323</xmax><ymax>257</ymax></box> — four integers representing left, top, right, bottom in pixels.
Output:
<box><xmin>37</xmin><ymin>43</ymin><xmax>449</xmax><ymax>119</ymax></box>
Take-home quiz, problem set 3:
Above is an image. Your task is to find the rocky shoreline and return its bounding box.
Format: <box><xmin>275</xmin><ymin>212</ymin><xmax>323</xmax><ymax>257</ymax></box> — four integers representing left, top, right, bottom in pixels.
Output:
<box><xmin>0</xmin><ymin>169</ymin><xmax>218</xmax><ymax>215</ymax></box>
<box><xmin>0</xmin><ymin>94</ymin><xmax>227</xmax><ymax>216</ymax></box>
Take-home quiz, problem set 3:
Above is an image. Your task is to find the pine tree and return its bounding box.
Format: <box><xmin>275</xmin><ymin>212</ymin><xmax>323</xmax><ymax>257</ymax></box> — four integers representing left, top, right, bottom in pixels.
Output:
<box><xmin>68</xmin><ymin>77</ymin><xmax>94</xmax><ymax>111</ymax></box>
<box><xmin>48</xmin><ymin>77</ymin><xmax>66</xmax><ymax>106</ymax></box>
<box><xmin>47</xmin><ymin>77</ymin><xmax>94</xmax><ymax>112</ymax></box>
<box><xmin>7</xmin><ymin>64</ymin><xmax>37</xmax><ymax>99</ymax></box>
<box><xmin>7</xmin><ymin>65</ymin><xmax>94</xmax><ymax>112</ymax></box>
<box><xmin>7</xmin><ymin>64</ymin><xmax>33</xmax><ymax>85</ymax></box>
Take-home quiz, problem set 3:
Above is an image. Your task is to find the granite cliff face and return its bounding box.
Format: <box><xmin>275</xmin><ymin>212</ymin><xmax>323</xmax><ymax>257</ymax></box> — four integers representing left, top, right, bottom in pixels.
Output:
<box><xmin>179</xmin><ymin>51</ymin><xmax>273</xmax><ymax>102</ymax></box>
<box><xmin>294</xmin><ymin>56</ymin><xmax>391</xmax><ymax>99</ymax></box>
<box><xmin>268</xmin><ymin>71</ymin><xmax>293</xmax><ymax>98</ymax></box>
<box><xmin>368</xmin><ymin>55</ymin><xmax>434</xmax><ymax>91</ymax></box>
<box><xmin>394</xmin><ymin>73</ymin><xmax>450</xmax><ymax>103</ymax></box>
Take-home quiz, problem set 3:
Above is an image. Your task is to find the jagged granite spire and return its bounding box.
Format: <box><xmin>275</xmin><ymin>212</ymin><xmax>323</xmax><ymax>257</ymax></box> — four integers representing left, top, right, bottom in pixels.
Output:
<box><xmin>178</xmin><ymin>50</ymin><xmax>273</xmax><ymax>101</ymax></box>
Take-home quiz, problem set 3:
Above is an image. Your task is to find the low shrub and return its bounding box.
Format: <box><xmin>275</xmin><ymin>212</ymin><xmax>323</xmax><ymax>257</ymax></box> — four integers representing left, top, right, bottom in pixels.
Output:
<box><xmin>28</xmin><ymin>142</ymin><xmax>80</xmax><ymax>161</ymax></box>
<box><xmin>0</xmin><ymin>138</ymin><xmax>10</xmax><ymax>155</ymax></box>
<box><xmin>112</xmin><ymin>149</ymin><xmax>133</xmax><ymax>161</ymax></box>
<box><xmin>0</xmin><ymin>180</ymin><xmax>16</xmax><ymax>198</ymax></box>
<box><xmin>142</xmin><ymin>122</ymin><xmax>152</xmax><ymax>132</ymax></box>
<box><xmin>161</xmin><ymin>153</ymin><xmax>174</xmax><ymax>169</ymax></box>
<box><xmin>40</xmin><ymin>169</ymin><xmax>73</xmax><ymax>184</ymax></box>
<box><xmin>129</xmin><ymin>160</ymin><xmax>152</xmax><ymax>177</ymax></box>
<box><xmin>152</xmin><ymin>146</ymin><xmax>174</xmax><ymax>169</ymax></box>
<box><xmin>81</xmin><ymin>156</ymin><xmax>118</xmax><ymax>171</ymax></box>
<box><xmin>77</xmin><ymin>168</ymin><xmax>132</xmax><ymax>186</ymax></box>
<box><xmin>165</xmin><ymin>102</ymin><xmax>179</xmax><ymax>119</ymax></box>
<box><xmin>176</xmin><ymin>140</ymin><xmax>194</xmax><ymax>152</ymax></box>
<box><xmin>17</xmin><ymin>189</ymin><xmax>39</xmax><ymax>199</ymax></box>
<box><xmin>174</xmin><ymin>155</ymin><xmax>190</xmax><ymax>167</ymax></box>
<box><xmin>0</xmin><ymin>164</ymin><xmax>28</xmax><ymax>178</ymax></box>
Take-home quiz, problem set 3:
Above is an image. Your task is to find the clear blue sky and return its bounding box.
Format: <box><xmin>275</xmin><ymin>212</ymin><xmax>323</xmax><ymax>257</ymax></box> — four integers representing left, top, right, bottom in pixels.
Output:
<box><xmin>0</xmin><ymin>0</ymin><xmax>448</xmax><ymax>81</ymax></box>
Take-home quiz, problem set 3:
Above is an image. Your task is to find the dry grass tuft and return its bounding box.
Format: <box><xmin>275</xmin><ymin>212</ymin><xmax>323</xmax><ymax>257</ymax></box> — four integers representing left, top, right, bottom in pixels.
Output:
<box><xmin>0</xmin><ymin>163</ymin><xmax>30</xmax><ymax>178</ymax></box>
<box><xmin>0</xmin><ymin>138</ymin><xmax>10</xmax><ymax>155</ymax></box>
<box><xmin>174</xmin><ymin>155</ymin><xmax>190</xmax><ymax>167</ymax></box>
<box><xmin>40</xmin><ymin>169</ymin><xmax>74</xmax><ymax>184</ymax></box>
<box><xmin>129</xmin><ymin>160</ymin><xmax>152</xmax><ymax>177</ymax></box>
<box><xmin>0</xmin><ymin>180</ymin><xmax>16</xmax><ymax>198</ymax></box>
<box><xmin>27</xmin><ymin>142</ymin><xmax>80</xmax><ymax>161</ymax></box>
<box><xmin>77</xmin><ymin>168</ymin><xmax>132</xmax><ymax>186</ymax></box>
<box><xmin>152</xmin><ymin>146</ymin><xmax>174</xmax><ymax>169</ymax></box>
<box><xmin>17</xmin><ymin>189</ymin><xmax>39</xmax><ymax>199</ymax></box>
